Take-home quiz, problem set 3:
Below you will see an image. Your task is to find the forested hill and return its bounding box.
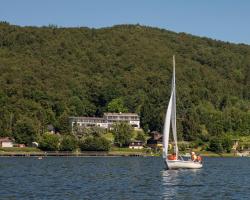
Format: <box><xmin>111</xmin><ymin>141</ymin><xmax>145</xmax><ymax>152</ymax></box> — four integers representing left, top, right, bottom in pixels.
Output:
<box><xmin>0</xmin><ymin>22</ymin><xmax>249</xmax><ymax>144</ymax></box>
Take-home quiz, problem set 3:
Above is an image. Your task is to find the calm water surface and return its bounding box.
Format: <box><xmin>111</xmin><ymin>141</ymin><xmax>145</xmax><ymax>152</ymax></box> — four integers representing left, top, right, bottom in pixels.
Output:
<box><xmin>0</xmin><ymin>157</ymin><xmax>250</xmax><ymax>199</ymax></box>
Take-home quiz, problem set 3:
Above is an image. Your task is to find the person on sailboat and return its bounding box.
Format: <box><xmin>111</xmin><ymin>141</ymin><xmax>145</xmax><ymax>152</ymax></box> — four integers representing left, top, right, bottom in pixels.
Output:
<box><xmin>197</xmin><ymin>154</ymin><xmax>202</xmax><ymax>163</ymax></box>
<box><xmin>191</xmin><ymin>152</ymin><xmax>202</xmax><ymax>163</ymax></box>
<box><xmin>191</xmin><ymin>152</ymin><xmax>197</xmax><ymax>161</ymax></box>
<box><xmin>168</xmin><ymin>153</ymin><xmax>177</xmax><ymax>160</ymax></box>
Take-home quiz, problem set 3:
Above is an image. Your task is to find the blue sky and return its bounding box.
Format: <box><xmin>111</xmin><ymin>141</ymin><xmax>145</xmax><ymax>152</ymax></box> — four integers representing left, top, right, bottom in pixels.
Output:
<box><xmin>0</xmin><ymin>0</ymin><xmax>249</xmax><ymax>44</ymax></box>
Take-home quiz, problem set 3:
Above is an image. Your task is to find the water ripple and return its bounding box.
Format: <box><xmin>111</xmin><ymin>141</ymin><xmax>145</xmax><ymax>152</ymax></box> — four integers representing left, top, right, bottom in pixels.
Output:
<box><xmin>0</xmin><ymin>157</ymin><xmax>250</xmax><ymax>199</ymax></box>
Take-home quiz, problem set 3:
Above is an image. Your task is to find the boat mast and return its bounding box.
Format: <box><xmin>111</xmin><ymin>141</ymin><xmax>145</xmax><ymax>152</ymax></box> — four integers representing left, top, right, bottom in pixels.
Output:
<box><xmin>172</xmin><ymin>55</ymin><xmax>178</xmax><ymax>157</ymax></box>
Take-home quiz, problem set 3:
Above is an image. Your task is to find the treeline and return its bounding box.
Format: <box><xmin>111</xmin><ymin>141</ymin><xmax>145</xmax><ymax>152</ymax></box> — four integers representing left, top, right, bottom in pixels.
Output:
<box><xmin>38</xmin><ymin>122</ymin><xmax>145</xmax><ymax>151</ymax></box>
<box><xmin>0</xmin><ymin>22</ymin><xmax>249</xmax><ymax>144</ymax></box>
<box><xmin>39</xmin><ymin>133</ymin><xmax>110</xmax><ymax>152</ymax></box>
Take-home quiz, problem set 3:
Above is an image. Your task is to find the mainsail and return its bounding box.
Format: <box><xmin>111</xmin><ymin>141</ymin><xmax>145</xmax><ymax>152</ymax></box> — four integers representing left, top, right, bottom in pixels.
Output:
<box><xmin>163</xmin><ymin>55</ymin><xmax>178</xmax><ymax>158</ymax></box>
<box><xmin>162</xmin><ymin>91</ymin><xmax>173</xmax><ymax>158</ymax></box>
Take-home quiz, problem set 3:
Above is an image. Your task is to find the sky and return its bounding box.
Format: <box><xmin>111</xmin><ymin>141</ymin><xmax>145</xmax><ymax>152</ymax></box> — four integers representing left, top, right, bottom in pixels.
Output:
<box><xmin>0</xmin><ymin>0</ymin><xmax>249</xmax><ymax>44</ymax></box>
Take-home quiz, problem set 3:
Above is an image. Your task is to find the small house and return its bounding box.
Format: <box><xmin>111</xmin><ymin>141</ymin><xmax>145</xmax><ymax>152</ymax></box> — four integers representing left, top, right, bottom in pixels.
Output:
<box><xmin>232</xmin><ymin>139</ymin><xmax>239</xmax><ymax>150</ymax></box>
<box><xmin>129</xmin><ymin>140</ymin><xmax>144</xmax><ymax>149</ymax></box>
<box><xmin>147</xmin><ymin>131</ymin><xmax>163</xmax><ymax>149</ymax></box>
<box><xmin>47</xmin><ymin>124</ymin><xmax>55</xmax><ymax>134</ymax></box>
<box><xmin>0</xmin><ymin>137</ymin><xmax>14</xmax><ymax>148</ymax></box>
<box><xmin>32</xmin><ymin>142</ymin><xmax>39</xmax><ymax>147</ymax></box>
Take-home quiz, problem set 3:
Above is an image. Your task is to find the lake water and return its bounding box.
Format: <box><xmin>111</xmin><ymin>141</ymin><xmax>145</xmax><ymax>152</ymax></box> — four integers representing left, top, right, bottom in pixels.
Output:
<box><xmin>0</xmin><ymin>157</ymin><xmax>250</xmax><ymax>199</ymax></box>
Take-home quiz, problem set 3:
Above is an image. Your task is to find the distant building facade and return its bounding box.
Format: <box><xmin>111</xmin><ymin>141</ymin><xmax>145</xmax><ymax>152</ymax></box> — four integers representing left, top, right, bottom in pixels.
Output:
<box><xmin>69</xmin><ymin>112</ymin><xmax>140</xmax><ymax>131</ymax></box>
<box><xmin>69</xmin><ymin>117</ymin><xmax>108</xmax><ymax>129</ymax></box>
<box><xmin>103</xmin><ymin>113</ymin><xmax>140</xmax><ymax>128</ymax></box>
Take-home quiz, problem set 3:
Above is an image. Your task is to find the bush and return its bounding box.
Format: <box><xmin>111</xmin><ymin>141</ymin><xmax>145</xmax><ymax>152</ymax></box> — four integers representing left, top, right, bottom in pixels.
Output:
<box><xmin>75</xmin><ymin>126</ymin><xmax>106</xmax><ymax>138</ymax></box>
<box><xmin>60</xmin><ymin>135</ymin><xmax>78</xmax><ymax>151</ymax></box>
<box><xmin>221</xmin><ymin>137</ymin><xmax>233</xmax><ymax>153</ymax></box>
<box><xmin>135</xmin><ymin>131</ymin><xmax>147</xmax><ymax>143</ymax></box>
<box><xmin>208</xmin><ymin>136</ymin><xmax>233</xmax><ymax>153</ymax></box>
<box><xmin>178</xmin><ymin>143</ymin><xmax>189</xmax><ymax>151</ymax></box>
<box><xmin>208</xmin><ymin>138</ymin><xmax>223</xmax><ymax>153</ymax></box>
<box><xmin>39</xmin><ymin>133</ymin><xmax>60</xmax><ymax>151</ymax></box>
<box><xmin>189</xmin><ymin>139</ymin><xmax>203</xmax><ymax>149</ymax></box>
<box><xmin>80</xmin><ymin>137</ymin><xmax>111</xmax><ymax>151</ymax></box>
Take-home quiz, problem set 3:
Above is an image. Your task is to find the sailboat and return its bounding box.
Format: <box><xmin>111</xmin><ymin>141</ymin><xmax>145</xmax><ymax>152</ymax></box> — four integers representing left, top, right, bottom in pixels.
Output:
<box><xmin>163</xmin><ymin>55</ymin><xmax>203</xmax><ymax>170</ymax></box>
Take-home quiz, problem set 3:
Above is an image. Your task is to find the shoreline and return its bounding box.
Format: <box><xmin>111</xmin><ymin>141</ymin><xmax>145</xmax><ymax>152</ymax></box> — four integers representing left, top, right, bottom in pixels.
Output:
<box><xmin>0</xmin><ymin>151</ymin><xmax>242</xmax><ymax>157</ymax></box>
<box><xmin>0</xmin><ymin>151</ymin><xmax>150</xmax><ymax>157</ymax></box>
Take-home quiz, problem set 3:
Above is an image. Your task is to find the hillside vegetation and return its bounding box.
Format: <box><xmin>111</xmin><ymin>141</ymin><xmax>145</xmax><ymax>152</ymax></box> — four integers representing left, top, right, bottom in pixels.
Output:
<box><xmin>0</xmin><ymin>22</ymin><xmax>249</xmax><ymax>144</ymax></box>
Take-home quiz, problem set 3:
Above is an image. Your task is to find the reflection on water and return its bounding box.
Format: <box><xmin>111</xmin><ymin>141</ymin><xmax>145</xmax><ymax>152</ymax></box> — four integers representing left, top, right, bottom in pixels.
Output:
<box><xmin>161</xmin><ymin>169</ymin><xmax>203</xmax><ymax>199</ymax></box>
<box><xmin>162</xmin><ymin>170</ymin><xmax>180</xmax><ymax>198</ymax></box>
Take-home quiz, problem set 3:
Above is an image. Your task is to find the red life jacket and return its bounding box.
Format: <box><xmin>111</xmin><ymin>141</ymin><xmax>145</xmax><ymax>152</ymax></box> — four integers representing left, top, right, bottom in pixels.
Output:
<box><xmin>168</xmin><ymin>154</ymin><xmax>177</xmax><ymax>160</ymax></box>
<box><xmin>197</xmin><ymin>156</ymin><xmax>202</xmax><ymax>162</ymax></box>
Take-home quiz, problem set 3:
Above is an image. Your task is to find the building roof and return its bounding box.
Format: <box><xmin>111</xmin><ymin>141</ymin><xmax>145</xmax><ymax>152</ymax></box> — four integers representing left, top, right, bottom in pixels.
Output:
<box><xmin>69</xmin><ymin>116</ymin><xmax>105</xmax><ymax>120</ymax></box>
<box><xmin>104</xmin><ymin>112</ymin><xmax>139</xmax><ymax>116</ymax></box>
<box><xmin>69</xmin><ymin>113</ymin><xmax>139</xmax><ymax>120</ymax></box>
<box><xmin>47</xmin><ymin>124</ymin><xmax>55</xmax><ymax>131</ymax></box>
<box><xmin>150</xmin><ymin>131</ymin><xmax>162</xmax><ymax>140</ymax></box>
<box><xmin>0</xmin><ymin>137</ymin><xmax>14</xmax><ymax>142</ymax></box>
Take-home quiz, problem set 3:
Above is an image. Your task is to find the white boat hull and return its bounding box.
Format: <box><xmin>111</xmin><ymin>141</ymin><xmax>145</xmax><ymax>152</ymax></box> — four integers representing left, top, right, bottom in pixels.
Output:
<box><xmin>165</xmin><ymin>159</ymin><xmax>202</xmax><ymax>170</ymax></box>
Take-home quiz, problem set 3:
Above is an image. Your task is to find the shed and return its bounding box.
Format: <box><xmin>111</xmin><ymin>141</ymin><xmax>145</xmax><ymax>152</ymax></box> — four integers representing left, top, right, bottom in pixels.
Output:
<box><xmin>129</xmin><ymin>140</ymin><xmax>144</xmax><ymax>149</ymax></box>
<box><xmin>0</xmin><ymin>137</ymin><xmax>14</xmax><ymax>148</ymax></box>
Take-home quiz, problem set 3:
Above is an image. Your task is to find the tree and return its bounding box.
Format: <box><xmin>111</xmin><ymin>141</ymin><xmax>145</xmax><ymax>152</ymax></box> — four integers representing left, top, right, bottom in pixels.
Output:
<box><xmin>208</xmin><ymin>138</ymin><xmax>223</xmax><ymax>153</ymax></box>
<box><xmin>56</xmin><ymin>111</ymin><xmax>70</xmax><ymax>134</ymax></box>
<box><xmin>221</xmin><ymin>136</ymin><xmax>233</xmax><ymax>153</ymax></box>
<box><xmin>140</xmin><ymin>96</ymin><xmax>164</xmax><ymax>133</ymax></box>
<box><xmin>135</xmin><ymin>131</ymin><xmax>147</xmax><ymax>143</ymax></box>
<box><xmin>13</xmin><ymin>117</ymin><xmax>38</xmax><ymax>145</ymax></box>
<box><xmin>74</xmin><ymin>126</ymin><xmax>106</xmax><ymax>138</ymax></box>
<box><xmin>107</xmin><ymin>97</ymin><xmax>128</xmax><ymax>113</ymax></box>
<box><xmin>60</xmin><ymin>135</ymin><xmax>78</xmax><ymax>151</ymax></box>
<box><xmin>112</xmin><ymin>122</ymin><xmax>133</xmax><ymax>147</ymax></box>
<box><xmin>80</xmin><ymin>136</ymin><xmax>111</xmax><ymax>151</ymax></box>
<box><xmin>39</xmin><ymin>133</ymin><xmax>60</xmax><ymax>151</ymax></box>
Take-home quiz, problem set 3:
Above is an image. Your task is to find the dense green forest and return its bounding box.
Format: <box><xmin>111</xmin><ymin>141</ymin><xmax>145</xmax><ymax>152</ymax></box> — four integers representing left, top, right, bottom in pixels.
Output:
<box><xmin>0</xmin><ymin>22</ymin><xmax>249</xmax><ymax>144</ymax></box>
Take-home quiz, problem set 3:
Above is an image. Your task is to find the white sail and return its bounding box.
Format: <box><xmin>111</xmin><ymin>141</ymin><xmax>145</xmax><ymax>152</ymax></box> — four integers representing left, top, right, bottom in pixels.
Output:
<box><xmin>162</xmin><ymin>90</ymin><xmax>173</xmax><ymax>158</ymax></box>
<box><xmin>171</xmin><ymin>55</ymin><xmax>178</xmax><ymax>157</ymax></box>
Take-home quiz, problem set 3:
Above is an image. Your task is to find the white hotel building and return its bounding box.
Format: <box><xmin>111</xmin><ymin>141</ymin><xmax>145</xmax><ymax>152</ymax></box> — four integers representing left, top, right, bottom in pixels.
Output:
<box><xmin>69</xmin><ymin>112</ymin><xmax>140</xmax><ymax>131</ymax></box>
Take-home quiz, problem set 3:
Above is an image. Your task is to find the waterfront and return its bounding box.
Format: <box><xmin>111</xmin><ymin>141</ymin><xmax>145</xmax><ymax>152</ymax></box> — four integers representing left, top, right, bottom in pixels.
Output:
<box><xmin>0</xmin><ymin>157</ymin><xmax>250</xmax><ymax>199</ymax></box>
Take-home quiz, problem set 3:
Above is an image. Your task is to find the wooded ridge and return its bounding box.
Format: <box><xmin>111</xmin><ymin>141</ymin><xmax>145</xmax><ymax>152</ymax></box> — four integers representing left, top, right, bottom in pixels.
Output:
<box><xmin>0</xmin><ymin>22</ymin><xmax>249</xmax><ymax>144</ymax></box>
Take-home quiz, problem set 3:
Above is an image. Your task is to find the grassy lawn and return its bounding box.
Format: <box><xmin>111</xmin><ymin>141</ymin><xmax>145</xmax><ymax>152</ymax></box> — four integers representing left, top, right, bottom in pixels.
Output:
<box><xmin>0</xmin><ymin>147</ymin><xmax>41</xmax><ymax>153</ymax></box>
<box><xmin>109</xmin><ymin>147</ymin><xmax>152</xmax><ymax>156</ymax></box>
<box><xmin>194</xmin><ymin>151</ymin><xmax>236</xmax><ymax>157</ymax></box>
<box><xmin>111</xmin><ymin>147</ymin><xmax>145</xmax><ymax>152</ymax></box>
